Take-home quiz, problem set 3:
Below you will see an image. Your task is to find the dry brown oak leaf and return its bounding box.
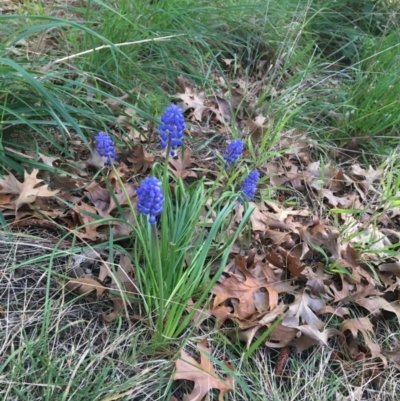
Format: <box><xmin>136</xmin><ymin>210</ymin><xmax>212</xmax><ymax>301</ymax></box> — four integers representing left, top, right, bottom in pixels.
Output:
<box><xmin>212</xmin><ymin>255</ymin><xmax>278</xmax><ymax>320</ymax></box>
<box><xmin>174</xmin><ymin>338</ymin><xmax>234</xmax><ymax>401</ymax></box>
<box><xmin>0</xmin><ymin>169</ymin><xmax>59</xmax><ymax>210</ymax></box>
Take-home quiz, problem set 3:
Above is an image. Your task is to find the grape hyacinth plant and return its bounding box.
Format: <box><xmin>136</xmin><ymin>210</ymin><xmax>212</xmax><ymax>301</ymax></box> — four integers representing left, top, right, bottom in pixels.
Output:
<box><xmin>95</xmin><ymin>132</ymin><xmax>117</xmax><ymax>165</ymax></box>
<box><xmin>240</xmin><ymin>170</ymin><xmax>260</xmax><ymax>201</ymax></box>
<box><xmin>97</xmin><ymin>104</ymin><xmax>255</xmax><ymax>341</ymax></box>
<box><xmin>224</xmin><ymin>139</ymin><xmax>244</xmax><ymax>167</ymax></box>
<box><xmin>136</xmin><ymin>177</ymin><xmax>164</xmax><ymax>224</ymax></box>
<box><xmin>159</xmin><ymin>104</ymin><xmax>185</xmax><ymax>156</ymax></box>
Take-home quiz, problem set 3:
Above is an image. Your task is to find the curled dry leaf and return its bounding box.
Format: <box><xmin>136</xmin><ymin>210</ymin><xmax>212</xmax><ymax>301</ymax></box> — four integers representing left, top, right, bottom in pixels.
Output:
<box><xmin>355</xmin><ymin>296</ymin><xmax>400</xmax><ymax>321</ymax></box>
<box><xmin>265</xmin><ymin>246</ymin><xmax>306</xmax><ymax>278</ymax></box>
<box><xmin>102</xmin><ymin>296</ymin><xmax>128</xmax><ymax>323</ymax></box>
<box><xmin>65</xmin><ymin>276</ymin><xmax>107</xmax><ymax>298</ymax></box>
<box><xmin>264</xmin><ymin>322</ymin><xmax>299</xmax><ymax>348</ymax></box>
<box><xmin>174</xmin><ymin>338</ymin><xmax>234</xmax><ymax>401</ymax></box>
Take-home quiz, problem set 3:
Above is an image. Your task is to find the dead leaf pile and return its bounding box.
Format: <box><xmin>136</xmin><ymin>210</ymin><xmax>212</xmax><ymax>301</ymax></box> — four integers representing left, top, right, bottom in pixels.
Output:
<box><xmin>194</xmin><ymin>145</ymin><xmax>400</xmax><ymax>371</ymax></box>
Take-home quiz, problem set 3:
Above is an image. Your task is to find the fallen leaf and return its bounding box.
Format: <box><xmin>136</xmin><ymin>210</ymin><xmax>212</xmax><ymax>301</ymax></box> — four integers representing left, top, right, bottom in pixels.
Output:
<box><xmin>168</xmin><ymin>149</ymin><xmax>198</xmax><ymax>179</ymax></box>
<box><xmin>282</xmin><ymin>291</ymin><xmax>325</xmax><ymax>329</ymax></box>
<box><xmin>102</xmin><ymin>296</ymin><xmax>128</xmax><ymax>323</ymax></box>
<box><xmin>0</xmin><ymin>169</ymin><xmax>59</xmax><ymax>210</ymax></box>
<box><xmin>72</xmin><ymin>202</ymin><xmax>102</xmax><ymax>241</ymax></box>
<box><xmin>176</xmin><ymin>88</ymin><xmax>209</xmax><ymax>122</ymax></box>
<box><xmin>289</xmin><ymin>326</ymin><xmax>343</xmax><ymax>353</ymax></box>
<box><xmin>65</xmin><ymin>276</ymin><xmax>107</xmax><ymax>298</ymax></box>
<box><xmin>265</xmin><ymin>246</ymin><xmax>306</xmax><ymax>278</ymax></box>
<box><xmin>207</xmin><ymin>95</ymin><xmax>232</xmax><ymax>123</ymax></box>
<box><xmin>340</xmin><ymin>317</ymin><xmax>386</xmax><ymax>364</ymax></box>
<box><xmin>174</xmin><ymin>338</ymin><xmax>234</xmax><ymax>401</ymax></box>
<box><xmin>264</xmin><ymin>322</ymin><xmax>299</xmax><ymax>348</ymax></box>
<box><xmin>106</xmin><ymin>183</ymin><xmax>137</xmax><ymax>215</ymax></box>
<box><xmin>128</xmin><ymin>145</ymin><xmax>155</xmax><ymax>173</ymax></box>
<box><xmin>351</xmin><ymin>164</ymin><xmax>383</xmax><ymax>193</ymax></box>
<box><xmin>212</xmin><ymin>255</ymin><xmax>278</xmax><ymax>319</ymax></box>
<box><xmin>355</xmin><ymin>296</ymin><xmax>400</xmax><ymax>321</ymax></box>
<box><xmin>243</xmin><ymin>114</ymin><xmax>270</xmax><ymax>142</ymax></box>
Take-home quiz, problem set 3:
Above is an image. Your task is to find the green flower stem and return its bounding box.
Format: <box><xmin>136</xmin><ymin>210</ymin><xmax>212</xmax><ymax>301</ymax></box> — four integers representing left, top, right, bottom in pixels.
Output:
<box><xmin>151</xmin><ymin>222</ymin><xmax>165</xmax><ymax>340</ymax></box>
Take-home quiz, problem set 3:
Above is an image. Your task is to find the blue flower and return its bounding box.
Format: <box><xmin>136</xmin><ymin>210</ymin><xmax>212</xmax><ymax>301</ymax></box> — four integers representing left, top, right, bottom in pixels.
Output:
<box><xmin>240</xmin><ymin>170</ymin><xmax>260</xmax><ymax>201</ymax></box>
<box><xmin>95</xmin><ymin>132</ymin><xmax>117</xmax><ymax>165</ymax></box>
<box><xmin>136</xmin><ymin>177</ymin><xmax>164</xmax><ymax>224</ymax></box>
<box><xmin>159</xmin><ymin>104</ymin><xmax>185</xmax><ymax>156</ymax></box>
<box><xmin>224</xmin><ymin>139</ymin><xmax>244</xmax><ymax>167</ymax></box>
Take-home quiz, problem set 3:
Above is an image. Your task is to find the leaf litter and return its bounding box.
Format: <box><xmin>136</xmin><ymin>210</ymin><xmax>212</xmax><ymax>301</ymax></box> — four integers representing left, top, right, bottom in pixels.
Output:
<box><xmin>1</xmin><ymin>74</ymin><xmax>400</xmax><ymax>400</ymax></box>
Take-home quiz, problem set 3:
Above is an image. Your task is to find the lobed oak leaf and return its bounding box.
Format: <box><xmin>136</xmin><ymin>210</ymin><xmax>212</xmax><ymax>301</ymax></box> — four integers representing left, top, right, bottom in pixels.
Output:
<box><xmin>186</xmin><ymin>299</ymin><xmax>233</xmax><ymax>329</ymax></box>
<box><xmin>229</xmin><ymin>325</ymin><xmax>261</xmax><ymax>349</ymax></box>
<box><xmin>176</xmin><ymin>89</ymin><xmax>209</xmax><ymax>122</ymax></box>
<box><xmin>0</xmin><ymin>169</ymin><xmax>59</xmax><ymax>210</ymax></box>
<box><xmin>212</xmin><ymin>255</ymin><xmax>278</xmax><ymax>319</ymax></box>
<box><xmin>102</xmin><ymin>296</ymin><xmax>130</xmax><ymax>323</ymax></box>
<box><xmin>174</xmin><ymin>338</ymin><xmax>234</xmax><ymax>401</ymax></box>
<box><xmin>106</xmin><ymin>183</ymin><xmax>137</xmax><ymax>215</ymax></box>
<box><xmin>379</xmin><ymin>260</ymin><xmax>400</xmax><ymax>274</ymax></box>
<box><xmin>265</xmin><ymin>246</ymin><xmax>306</xmax><ymax>278</ymax></box>
<box><xmin>302</xmin><ymin>264</ymin><xmax>331</xmax><ymax>295</ymax></box>
<box><xmin>85</xmin><ymin>181</ymin><xmax>111</xmax><ymax>216</ymax></box>
<box><xmin>207</xmin><ymin>95</ymin><xmax>232</xmax><ymax>124</ymax></box>
<box><xmin>281</xmin><ymin>291</ymin><xmax>325</xmax><ymax>329</ymax></box>
<box><xmin>316</xmin><ymin>305</ymin><xmax>350</xmax><ymax>319</ymax></box>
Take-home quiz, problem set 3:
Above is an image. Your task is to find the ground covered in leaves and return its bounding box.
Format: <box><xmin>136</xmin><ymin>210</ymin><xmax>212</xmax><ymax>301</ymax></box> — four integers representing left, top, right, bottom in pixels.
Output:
<box><xmin>1</xmin><ymin>75</ymin><xmax>400</xmax><ymax>400</ymax></box>
<box><xmin>1</xmin><ymin>1</ymin><xmax>400</xmax><ymax>398</ymax></box>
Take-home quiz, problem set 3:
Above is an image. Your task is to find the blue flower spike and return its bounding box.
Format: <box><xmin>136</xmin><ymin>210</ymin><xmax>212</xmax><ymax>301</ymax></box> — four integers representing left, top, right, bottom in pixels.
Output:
<box><xmin>95</xmin><ymin>132</ymin><xmax>117</xmax><ymax>165</ymax></box>
<box><xmin>240</xmin><ymin>170</ymin><xmax>260</xmax><ymax>202</ymax></box>
<box><xmin>136</xmin><ymin>177</ymin><xmax>164</xmax><ymax>224</ymax></box>
<box><xmin>159</xmin><ymin>104</ymin><xmax>185</xmax><ymax>156</ymax></box>
<box><xmin>224</xmin><ymin>139</ymin><xmax>244</xmax><ymax>167</ymax></box>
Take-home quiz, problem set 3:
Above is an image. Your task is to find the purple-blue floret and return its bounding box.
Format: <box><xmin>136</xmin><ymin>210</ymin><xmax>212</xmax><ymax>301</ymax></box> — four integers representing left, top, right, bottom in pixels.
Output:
<box><xmin>136</xmin><ymin>177</ymin><xmax>164</xmax><ymax>224</ymax></box>
<box><xmin>240</xmin><ymin>170</ymin><xmax>260</xmax><ymax>201</ymax></box>
<box><xmin>224</xmin><ymin>140</ymin><xmax>244</xmax><ymax>167</ymax></box>
<box><xmin>95</xmin><ymin>132</ymin><xmax>117</xmax><ymax>165</ymax></box>
<box><xmin>159</xmin><ymin>105</ymin><xmax>185</xmax><ymax>156</ymax></box>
